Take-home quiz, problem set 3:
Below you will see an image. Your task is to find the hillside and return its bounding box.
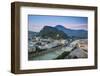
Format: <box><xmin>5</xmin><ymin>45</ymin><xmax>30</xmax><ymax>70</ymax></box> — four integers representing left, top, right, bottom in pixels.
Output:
<box><xmin>55</xmin><ymin>25</ymin><xmax>88</xmax><ymax>39</ymax></box>
<box><xmin>39</xmin><ymin>26</ymin><xmax>68</xmax><ymax>39</ymax></box>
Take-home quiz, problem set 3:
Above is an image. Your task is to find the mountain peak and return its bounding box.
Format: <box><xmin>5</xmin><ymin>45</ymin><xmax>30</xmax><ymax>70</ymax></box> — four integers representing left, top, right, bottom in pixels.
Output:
<box><xmin>39</xmin><ymin>25</ymin><xmax>68</xmax><ymax>39</ymax></box>
<box><xmin>55</xmin><ymin>25</ymin><xmax>64</xmax><ymax>28</ymax></box>
<box><xmin>55</xmin><ymin>25</ymin><xmax>69</xmax><ymax>30</ymax></box>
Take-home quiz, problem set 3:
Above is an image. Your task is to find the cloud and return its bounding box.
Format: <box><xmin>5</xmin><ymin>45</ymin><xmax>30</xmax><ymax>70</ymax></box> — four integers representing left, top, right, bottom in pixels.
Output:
<box><xmin>64</xmin><ymin>24</ymin><xmax>88</xmax><ymax>30</ymax></box>
<box><xmin>28</xmin><ymin>24</ymin><xmax>44</xmax><ymax>32</ymax></box>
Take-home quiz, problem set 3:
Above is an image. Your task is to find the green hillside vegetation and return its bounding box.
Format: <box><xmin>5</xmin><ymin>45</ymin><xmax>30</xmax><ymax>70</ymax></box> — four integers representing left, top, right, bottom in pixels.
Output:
<box><xmin>39</xmin><ymin>26</ymin><xmax>68</xmax><ymax>39</ymax></box>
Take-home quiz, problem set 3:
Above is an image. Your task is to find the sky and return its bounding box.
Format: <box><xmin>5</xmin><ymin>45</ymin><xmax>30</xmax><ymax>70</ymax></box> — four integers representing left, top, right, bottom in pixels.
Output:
<box><xmin>28</xmin><ymin>15</ymin><xmax>88</xmax><ymax>32</ymax></box>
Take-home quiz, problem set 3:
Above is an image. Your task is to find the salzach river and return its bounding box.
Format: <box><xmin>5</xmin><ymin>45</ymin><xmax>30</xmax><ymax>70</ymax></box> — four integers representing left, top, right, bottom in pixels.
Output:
<box><xmin>28</xmin><ymin>44</ymin><xmax>74</xmax><ymax>60</ymax></box>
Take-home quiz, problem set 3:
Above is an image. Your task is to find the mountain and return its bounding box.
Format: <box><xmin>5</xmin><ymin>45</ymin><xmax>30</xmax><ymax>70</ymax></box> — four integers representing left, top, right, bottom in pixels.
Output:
<box><xmin>28</xmin><ymin>31</ymin><xmax>38</xmax><ymax>37</ymax></box>
<box><xmin>39</xmin><ymin>26</ymin><xmax>68</xmax><ymax>39</ymax></box>
<box><xmin>55</xmin><ymin>25</ymin><xmax>88</xmax><ymax>39</ymax></box>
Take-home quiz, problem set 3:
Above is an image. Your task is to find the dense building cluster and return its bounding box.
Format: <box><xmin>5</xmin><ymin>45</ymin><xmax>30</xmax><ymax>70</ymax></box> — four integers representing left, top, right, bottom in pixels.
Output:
<box><xmin>28</xmin><ymin>36</ymin><xmax>68</xmax><ymax>53</ymax></box>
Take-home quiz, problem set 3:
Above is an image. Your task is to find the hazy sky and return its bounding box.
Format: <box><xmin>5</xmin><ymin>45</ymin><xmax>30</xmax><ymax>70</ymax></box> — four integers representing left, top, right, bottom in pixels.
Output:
<box><xmin>28</xmin><ymin>15</ymin><xmax>88</xmax><ymax>32</ymax></box>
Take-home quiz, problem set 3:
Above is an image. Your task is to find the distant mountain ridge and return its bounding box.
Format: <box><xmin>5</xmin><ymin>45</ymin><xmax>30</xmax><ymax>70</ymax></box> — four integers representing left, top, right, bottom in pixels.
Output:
<box><xmin>28</xmin><ymin>31</ymin><xmax>38</xmax><ymax>36</ymax></box>
<box><xmin>55</xmin><ymin>25</ymin><xmax>88</xmax><ymax>38</ymax></box>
